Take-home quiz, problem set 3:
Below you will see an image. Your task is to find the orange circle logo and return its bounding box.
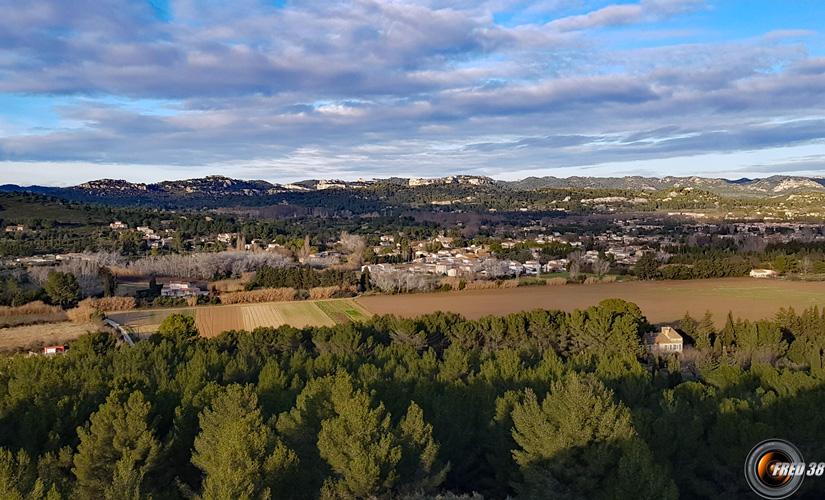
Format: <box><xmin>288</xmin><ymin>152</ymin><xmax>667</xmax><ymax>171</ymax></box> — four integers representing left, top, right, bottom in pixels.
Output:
<box><xmin>745</xmin><ymin>439</ymin><xmax>805</xmax><ymax>499</ymax></box>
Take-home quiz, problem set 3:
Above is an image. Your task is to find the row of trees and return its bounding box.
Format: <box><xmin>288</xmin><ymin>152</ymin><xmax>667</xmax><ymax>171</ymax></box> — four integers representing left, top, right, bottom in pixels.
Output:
<box><xmin>249</xmin><ymin>266</ymin><xmax>360</xmax><ymax>291</ymax></box>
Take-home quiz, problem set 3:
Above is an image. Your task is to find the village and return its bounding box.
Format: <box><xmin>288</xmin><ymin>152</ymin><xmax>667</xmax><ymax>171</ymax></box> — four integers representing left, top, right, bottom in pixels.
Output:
<box><xmin>5</xmin><ymin>216</ymin><xmax>825</xmax><ymax>285</ymax></box>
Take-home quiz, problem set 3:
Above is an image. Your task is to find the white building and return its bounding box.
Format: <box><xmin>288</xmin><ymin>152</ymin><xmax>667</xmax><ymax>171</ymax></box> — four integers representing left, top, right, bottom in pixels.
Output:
<box><xmin>644</xmin><ymin>327</ymin><xmax>683</xmax><ymax>354</ymax></box>
<box><xmin>523</xmin><ymin>260</ymin><xmax>542</xmax><ymax>276</ymax></box>
<box><xmin>160</xmin><ymin>282</ymin><xmax>207</xmax><ymax>298</ymax></box>
<box><xmin>749</xmin><ymin>269</ymin><xmax>779</xmax><ymax>278</ymax></box>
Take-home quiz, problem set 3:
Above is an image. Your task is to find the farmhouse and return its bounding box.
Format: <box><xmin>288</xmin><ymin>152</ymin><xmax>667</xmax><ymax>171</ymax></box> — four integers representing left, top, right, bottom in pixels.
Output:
<box><xmin>644</xmin><ymin>327</ymin><xmax>683</xmax><ymax>354</ymax></box>
<box><xmin>161</xmin><ymin>281</ymin><xmax>207</xmax><ymax>298</ymax></box>
<box><xmin>4</xmin><ymin>224</ymin><xmax>25</xmax><ymax>233</ymax></box>
<box><xmin>750</xmin><ymin>269</ymin><xmax>778</xmax><ymax>278</ymax></box>
<box><xmin>109</xmin><ymin>220</ymin><xmax>128</xmax><ymax>230</ymax></box>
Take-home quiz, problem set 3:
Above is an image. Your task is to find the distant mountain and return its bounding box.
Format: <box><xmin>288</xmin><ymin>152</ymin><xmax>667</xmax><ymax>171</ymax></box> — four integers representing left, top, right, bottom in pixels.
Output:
<box><xmin>501</xmin><ymin>175</ymin><xmax>825</xmax><ymax>195</ymax></box>
<box><xmin>0</xmin><ymin>174</ymin><xmax>499</xmax><ymax>208</ymax></box>
<box><xmin>2</xmin><ymin>174</ymin><xmax>825</xmax><ymax>208</ymax></box>
<box><xmin>74</xmin><ymin>176</ymin><xmax>283</xmax><ymax>197</ymax></box>
<box><xmin>0</xmin><ymin>174</ymin><xmax>497</xmax><ymax>200</ymax></box>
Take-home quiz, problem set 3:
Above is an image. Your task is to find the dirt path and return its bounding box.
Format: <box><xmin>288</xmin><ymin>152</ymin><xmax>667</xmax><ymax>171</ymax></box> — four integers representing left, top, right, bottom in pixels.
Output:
<box><xmin>356</xmin><ymin>278</ymin><xmax>825</xmax><ymax>326</ymax></box>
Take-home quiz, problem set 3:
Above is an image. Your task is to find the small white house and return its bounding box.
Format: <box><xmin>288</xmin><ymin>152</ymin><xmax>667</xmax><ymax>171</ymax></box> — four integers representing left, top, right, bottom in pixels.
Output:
<box><xmin>109</xmin><ymin>221</ymin><xmax>128</xmax><ymax>230</ymax></box>
<box><xmin>749</xmin><ymin>269</ymin><xmax>778</xmax><ymax>279</ymax></box>
<box><xmin>644</xmin><ymin>327</ymin><xmax>683</xmax><ymax>354</ymax></box>
<box><xmin>160</xmin><ymin>282</ymin><xmax>207</xmax><ymax>298</ymax></box>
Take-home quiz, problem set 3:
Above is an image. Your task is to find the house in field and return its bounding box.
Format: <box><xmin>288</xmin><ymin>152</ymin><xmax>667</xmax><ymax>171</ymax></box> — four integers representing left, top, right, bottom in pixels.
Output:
<box><xmin>749</xmin><ymin>268</ymin><xmax>778</xmax><ymax>278</ymax></box>
<box><xmin>43</xmin><ymin>345</ymin><xmax>68</xmax><ymax>355</ymax></box>
<box><xmin>160</xmin><ymin>281</ymin><xmax>208</xmax><ymax>298</ymax></box>
<box><xmin>5</xmin><ymin>224</ymin><xmax>25</xmax><ymax>233</ymax></box>
<box><xmin>109</xmin><ymin>220</ymin><xmax>129</xmax><ymax>230</ymax></box>
<box><xmin>644</xmin><ymin>327</ymin><xmax>683</xmax><ymax>354</ymax></box>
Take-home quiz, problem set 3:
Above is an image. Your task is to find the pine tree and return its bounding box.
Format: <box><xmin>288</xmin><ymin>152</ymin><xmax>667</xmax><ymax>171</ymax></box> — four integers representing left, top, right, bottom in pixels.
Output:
<box><xmin>72</xmin><ymin>391</ymin><xmax>160</xmax><ymax>500</ymax></box>
<box><xmin>44</xmin><ymin>271</ymin><xmax>80</xmax><ymax>307</ymax></box>
<box><xmin>157</xmin><ymin>313</ymin><xmax>199</xmax><ymax>342</ymax></box>
<box><xmin>510</xmin><ymin>373</ymin><xmax>676</xmax><ymax>499</ymax></box>
<box><xmin>192</xmin><ymin>384</ymin><xmax>297</xmax><ymax>500</ymax></box>
<box><xmin>275</xmin><ymin>374</ymin><xmax>344</xmax><ymax>497</ymax></box>
<box><xmin>317</xmin><ymin>384</ymin><xmax>401</xmax><ymax>498</ymax></box>
<box><xmin>396</xmin><ymin>402</ymin><xmax>449</xmax><ymax>494</ymax></box>
<box><xmin>717</xmin><ymin>312</ymin><xmax>736</xmax><ymax>351</ymax></box>
<box><xmin>0</xmin><ymin>448</ymin><xmax>51</xmax><ymax>500</ymax></box>
<box><xmin>679</xmin><ymin>312</ymin><xmax>697</xmax><ymax>341</ymax></box>
<box><xmin>694</xmin><ymin>311</ymin><xmax>715</xmax><ymax>350</ymax></box>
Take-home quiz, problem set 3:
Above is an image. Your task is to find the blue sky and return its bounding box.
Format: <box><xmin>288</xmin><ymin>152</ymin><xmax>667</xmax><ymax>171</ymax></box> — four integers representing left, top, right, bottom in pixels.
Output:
<box><xmin>1</xmin><ymin>0</ymin><xmax>824</xmax><ymax>185</ymax></box>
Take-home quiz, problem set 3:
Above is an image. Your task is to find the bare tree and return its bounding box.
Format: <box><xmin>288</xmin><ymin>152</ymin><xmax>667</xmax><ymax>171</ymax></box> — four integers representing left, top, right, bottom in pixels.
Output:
<box><xmin>738</xmin><ymin>235</ymin><xmax>766</xmax><ymax>253</ymax></box>
<box><xmin>370</xmin><ymin>269</ymin><xmax>436</xmax><ymax>293</ymax></box>
<box><xmin>479</xmin><ymin>258</ymin><xmax>511</xmax><ymax>279</ymax></box>
<box><xmin>801</xmin><ymin>255</ymin><xmax>813</xmax><ymax>276</ymax></box>
<box><xmin>298</xmin><ymin>235</ymin><xmax>312</xmax><ymax>262</ymax></box>
<box><xmin>568</xmin><ymin>260</ymin><xmax>581</xmax><ymax>280</ymax></box>
<box><xmin>567</xmin><ymin>251</ymin><xmax>583</xmax><ymax>279</ymax></box>
<box><xmin>120</xmin><ymin>251</ymin><xmax>292</xmax><ymax>280</ymax></box>
<box><xmin>29</xmin><ymin>252</ymin><xmax>124</xmax><ymax>298</ymax></box>
<box><xmin>339</xmin><ymin>232</ymin><xmax>367</xmax><ymax>268</ymax></box>
<box><xmin>592</xmin><ymin>257</ymin><xmax>610</xmax><ymax>278</ymax></box>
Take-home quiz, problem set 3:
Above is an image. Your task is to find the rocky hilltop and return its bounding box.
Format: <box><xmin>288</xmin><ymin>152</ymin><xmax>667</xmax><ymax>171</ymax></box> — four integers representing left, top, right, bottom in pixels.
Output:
<box><xmin>3</xmin><ymin>174</ymin><xmax>825</xmax><ymax>208</ymax></box>
<box><xmin>502</xmin><ymin>175</ymin><xmax>825</xmax><ymax>195</ymax></box>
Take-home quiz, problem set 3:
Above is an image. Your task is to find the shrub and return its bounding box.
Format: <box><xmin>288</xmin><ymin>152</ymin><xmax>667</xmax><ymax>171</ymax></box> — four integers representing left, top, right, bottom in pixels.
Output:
<box><xmin>438</xmin><ymin>277</ymin><xmax>462</xmax><ymax>291</ymax></box>
<box><xmin>67</xmin><ymin>303</ymin><xmax>98</xmax><ymax>323</ymax></box>
<box><xmin>463</xmin><ymin>279</ymin><xmax>519</xmax><ymax>290</ymax></box>
<box><xmin>67</xmin><ymin>297</ymin><xmax>136</xmax><ymax>324</ymax></box>
<box><xmin>0</xmin><ymin>301</ymin><xmax>61</xmax><ymax>318</ymax></box>
<box><xmin>220</xmin><ymin>288</ymin><xmax>298</xmax><ymax>304</ymax></box>
<box><xmin>463</xmin><ymin>280</ymin><xmax>499</xmax><ymax>290</ymax></box>
<box><xmin>91</xmin><ymin>296</ymin><xmax>137</xmax><ymax>311</ymax></box>
<box><xmin>518</xmin><ymin>278</ymin><xmax>547</xmax><ymax>287</ymax></box>
<box><xmin>0</xmin><ymin>301</ymin><xmax>66</xmax><ymax>327</ymax></box>
<box><xmin>546</xmin><ymin>277</ymin><xmax>568</xmax><ymax>286</ymax></box>
<box><xmin>308</xmin><ymin>286</ymin><xmax>341</xmax><ymax>300</ymax></box>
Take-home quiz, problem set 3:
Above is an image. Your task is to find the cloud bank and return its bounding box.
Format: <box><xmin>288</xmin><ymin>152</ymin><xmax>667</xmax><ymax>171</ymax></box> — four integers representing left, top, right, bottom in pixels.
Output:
<box><xmin>0</xmin><ymin>0</ymin><xmax>824</xmax><ymax>184</ymax></box>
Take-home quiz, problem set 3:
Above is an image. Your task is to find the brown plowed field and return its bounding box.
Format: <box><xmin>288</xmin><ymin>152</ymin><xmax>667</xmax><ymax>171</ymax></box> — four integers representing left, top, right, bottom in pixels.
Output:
<box><xmin>355</xmin><ymin>278</ymin><xmax>825</xmax><ymax>326</ymax></box>
<box><xmin>196</xmin><ymin>306</ymin><xmax>243</xmax><ymax>337</ymax></box>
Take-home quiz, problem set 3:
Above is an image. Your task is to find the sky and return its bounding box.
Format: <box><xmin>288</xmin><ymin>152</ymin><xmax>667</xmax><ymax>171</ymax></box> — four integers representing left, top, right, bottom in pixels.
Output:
<box><xmin>1</xmin><ymin>0</ymin><xmax>825</xmax><ymax>185</ymax></box>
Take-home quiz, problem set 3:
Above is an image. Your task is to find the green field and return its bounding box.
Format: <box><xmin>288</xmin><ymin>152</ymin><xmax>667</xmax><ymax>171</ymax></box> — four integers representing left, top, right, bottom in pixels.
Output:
<box><xmin>316</xmin><ymin>299</ymin><xmax>371</xmax><ymax>323</ymax></box>
<box><xmin>107</xmin><ymin>298</ymin><xmax>372</xmax><ymax>336</ymax></box>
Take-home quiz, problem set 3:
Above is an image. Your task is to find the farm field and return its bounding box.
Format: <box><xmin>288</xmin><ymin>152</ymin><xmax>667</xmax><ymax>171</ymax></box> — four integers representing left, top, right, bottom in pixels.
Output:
<box><xmin>0</xmin><ymin>322</ymin><xmax>99</xmax><ymax>352</ymax></box>
<box><xmin>107</xmin><ymin>298</ymin><xmax>372</xmax><ymax>337</ymax></box>
<box><xmin>356</xmin><ymin>277</ymin><xmax>825</xmax><ymax>326</ymax></box>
